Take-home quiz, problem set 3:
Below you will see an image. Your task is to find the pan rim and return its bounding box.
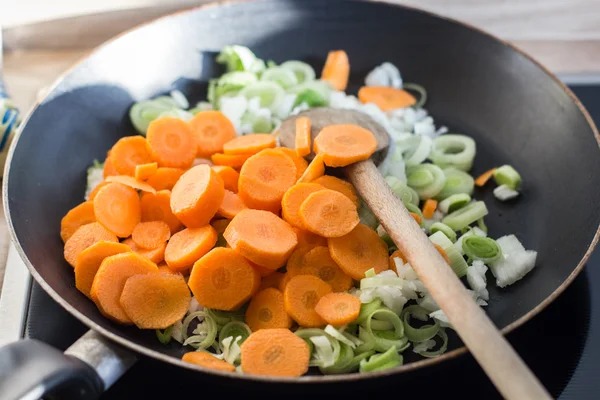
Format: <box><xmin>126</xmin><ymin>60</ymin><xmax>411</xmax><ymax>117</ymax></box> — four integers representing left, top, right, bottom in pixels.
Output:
<box><xmin>3</xmin><ymin>0</ymin><xmax>600</xmax><ymax>383</ymax></box>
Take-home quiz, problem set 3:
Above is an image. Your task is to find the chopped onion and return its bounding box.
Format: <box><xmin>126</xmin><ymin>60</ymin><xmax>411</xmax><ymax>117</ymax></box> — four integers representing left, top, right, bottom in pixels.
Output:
<box><xmin>489</xmin><ymin>235</ymin><xmax>537</xmax><ymax>288</ymax></box>
<box><xmin>494</xmin><ymin>184</ymin><xmax>520</xmax><ymax>201</ymax></box>
<box><xmin>364</xmin><ymin>62</ymin><xmax>403</xmax><ymax>88</ymax></box>
<box><xmin>466</xmin><ymin>260</ymin><xmax>489</xmax><ymax>301</ymax></box>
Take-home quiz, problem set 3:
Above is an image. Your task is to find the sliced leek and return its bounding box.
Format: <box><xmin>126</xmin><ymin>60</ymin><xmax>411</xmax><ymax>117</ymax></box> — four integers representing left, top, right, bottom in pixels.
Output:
<box><xmin>429</xmin><ymin>231</ymin><xmax>468</xmax><ymax>277</ymax></box>
<box><xmin>493</xmin><ymin>165</ymin><xmax>522</xmax><ymax>190</ymax></box>
<box><xmin>437</xmin><ymin>193</ymin><xmax>471</xmax><ymax>214</ymax></box>
<box><xmin>406</xmin><ymin>163</ymin><xmax>446</xmax><ymax>200</ymax></box>
<box><xmin>401</xmin><ymin>305</ymin><xmax>440</xmax><ymax>343</ymax></box>
<box><xmin>359</xmin><ymin>346</ymin><xmax>403</xmax><ymax>373</ymax></box>
<box><xmin>280</xmin><ymin>60</ymin><xmax>316</xmax><ymax>84</ymax></box>
<box><xmin>240</xmin><ymin>81</ymin><xmax>285</xmax><ymax>111</ymax></box>
<box><xmin>260</xmin><ymin>66</ymin><xmax>299</xmax><ymax>88</ymax></box>
<box><xmin>429</xmin><ymin>222</ymin><xmax>457</xmax><ymax>243</ymax></box>
<box><xmin>385</xmin><ymin>176</ymin><xmax>420</xmax><ymax>206</ymax></box>
<box><xmin>442</xmin><ymin>201</ymin><xmax>488</xmax><ymax>231</ymax></box>
<box><xmin>429</xmin><ymin>134</ymin><xmax>476</xmax><ymax>171</ymax></box>
<box><xmin>396</xmin><ymin>135</ymin><xmax>432</xmax><ymax>166</ymax></box>
<box><xmin>435</xmin><ymin>167</ymin><xmax>474</xmax><ymax>200</ymax></box>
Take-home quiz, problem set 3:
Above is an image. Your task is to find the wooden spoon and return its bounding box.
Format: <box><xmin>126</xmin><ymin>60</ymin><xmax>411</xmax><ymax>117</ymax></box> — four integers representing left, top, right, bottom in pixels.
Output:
<box><xmin>279</xmin><ymin>108</ymin><xmax>551</xmax><ymax>400</ymax></box>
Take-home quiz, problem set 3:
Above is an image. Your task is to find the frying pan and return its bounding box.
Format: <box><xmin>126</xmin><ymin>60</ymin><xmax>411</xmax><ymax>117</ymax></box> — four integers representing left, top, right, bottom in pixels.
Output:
<box><xmin>2</xmin><ymin>0</ymin><xmax>600</xmax><ymax>398</ymax></box>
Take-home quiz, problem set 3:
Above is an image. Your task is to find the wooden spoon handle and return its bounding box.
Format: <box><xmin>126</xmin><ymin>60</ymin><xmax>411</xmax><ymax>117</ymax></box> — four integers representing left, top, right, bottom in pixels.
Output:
<box><xmin>345</xmin><ymin>160</ymin><xmax>551</xmax><ymax>400</ymax></box>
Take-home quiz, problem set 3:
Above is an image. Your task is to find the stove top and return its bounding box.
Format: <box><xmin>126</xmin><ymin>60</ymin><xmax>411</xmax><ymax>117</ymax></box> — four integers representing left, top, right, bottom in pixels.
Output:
<box><xmin>1</xmin><ymin>82</ymin><xmax>599</xmax><ymax>399</ymax></box>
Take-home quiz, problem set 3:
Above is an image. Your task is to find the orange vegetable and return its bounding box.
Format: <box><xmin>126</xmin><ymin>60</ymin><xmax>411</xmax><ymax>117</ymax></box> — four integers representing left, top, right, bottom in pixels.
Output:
<box><xmin>292</xmin><ymin>227</ymin><xmax>328</xmax><ymax>248</ymax></box>
<box><xmin>216</xmin><ymin>190</ymin><xmax>247</xmax><ymax>219</ymax></box>
<box><xmin>109</xmin><ymin>136</ymin><xmax>153</xmax><ymax>176</ymax></box>
<box><xmin>211</xmin><ymin>152</ymin><xmax>254</xmax><ymax>169</ymax></box>
<box><xmin>146</xmin><ymin>167</ymin><xmax>184</xmax><ymax>191</ymax></box>
<box><xmin>240</xmin><ymin>328</ymin><xmax>310</xmax><ymax>377</ymax></box>
<box><xmin>278</xmin><ymin>273</ymin><xmax>292</xmax><ymax>292</ymax></box>
<box><xmin>223</xmin><ymin>133</ymin><xmax>276</xmax><ymax>155</ymax></box>
<box><xmin>188</xmin><ymin>247</ymin><xmax>261</xmax><ymax>311</ymax></box>
<box><xmin>146</xmin><ymin>117</ymin><xmax>197</xmax><ymax>169</ymax></box>
<box><xmin>475</xmin><ymin>167</ymin><xmax>498</xmax><ymax>187</ymax></box>
<box><xmin>210</xmin><ymin>219</ymin><xmax>230</xmax><ymax>235</ymax></box>
<box><xmin>294</xmin><ymin>117</ymin><xmax>311</xmax><ymax>157</ymax></box>
<box><xmin>105</xmin><ymin>175</ymin><xmax>156</xmax><ymax>194</ymax></box>
<box><xmin>272</xmin><ymin>148</ymin><xmax>308</xmax><ymax>180</ymax></box>
<box><xmin>238</xmin><ymin>149</ymin><xmax>297</xmax><ymax>213</ymax></box>
<box><xmin>88</xmin><ymin>181</ymin><xmax>111</xmax><ymax>202</ymax></box>
<box><xmin>211</xmin><ymin>166</ymin><xmax>239</xmax><ymax>193</ymax></box>
<box><xmin>182</xmin><ymin>352</ymin><xmax>235</xmax><ymax>372</ymax></box>
<box><xmin>410</xmin><ymin>212</ymin><xmax>422</xmax><ymax>226</ymax></box>
<box><xmin>327</xmin><ymin>223</ymin><xmax>389</xmax><ymax>280</ymax></box>
<box><xmin>315</xmin><ymin>292</ymin><xmax>361</xmax><ymax>326</ymax></box>
<box><xmin>90</xmin><ymin>252</ymin><xmax>158</xmax><ymax>324</ymax></box>
<box><xmin>64</xmin><ymin>222</ymin><xmax>118</xmax><ymax>267</ymax></box>
<box><xmin>296</xmin><ymin>153</ymin><xmax>325</xmax><ymax>184</ymax></box>
<box><xmin>258</xmin><ymin>272</ymin><xmax>285</xmax><ymax>291</ymax></box>
<box><xmin>131</xmin><ymin>221</ymin><xmax>171</xmax><ymax>249</ymax></box>
<box><xmin>223</xmin><ymin>209</ymin><xmax>298</xmax><ymax>270</ymax></box>
<box><xmin>281</xmin><ymin>183</ymin><xmax>325</xmax><ymax>229</ymax></box>
<box><xmin>189</xmin><ymin>110</ymin><xmax>237</xmax><ymax>158</ymax></box>
<box><xmin>357</xmin><ymin>86</ymin><xmax>416</xmax><ymax>111</ymax></box>
<box><xmin>247</xmin><ymin>260</ymin><xmax>276</xmax><ymax>277</ymax></box>
<box><xmin>388</xmin><ymin>249</ymin><xmax>405</xmax><ymax>273</ymax></box>
<box><xmin>164</xmin><ymin>225</ymin><xmax>217</xmax><ymax>272</ymax></box>
<box><xmin>93</xmin><ymin>182</ymin><xmax>141</xmax><ymax>238</ymax></box>
<box><xmin>299</xmin><ymin>189</ymin><xmax>359</xmax><ymax>238</ymax></box>
<box><xmin>103</xmin><ymin>155</ymin><xmax>119</xmax><ymax>178</ymax></box>
<box><xmin>122</xmin><ymin>237</ymin><xmax>167</xmax><ymax>264</ymax></box>
<box><xmin>140</xmin><ymin>190</ymin><xmax>183</xmax><ymax>235</ymax></box>
<box><xmin>312</xmin><ymin>175</ymin><xmax>359</xmax><ymax>207</ymax></box>
<box><xmin>321</xmin><ymin>50</ymin><xmax>350</xmax><ymax>91</ymax></box>
<box><xmin>433</xmin><ymin>243</ymin><xmax>451</xmax><ymax>264</ymax></box>
<box><xmin>134</xmin><ymin>162</ymin><xmax>158</xmax><ymax>181</ymax></box>
<box><xmin>120</xmin><ymin>272</ymin><xmax>190</xmax><ymax>329</ymax></box>
<box><xmin>313</xmin><ymin>124</ymin><xmax>377</xmax><ymax>167</ymax></box>
<box><xmin>60</xmin><ymin>201</ymin><xmax>96</xmax><ymax>242</ymax></box>
<box><xmin>74</xmin><ymin>241</ymin><xmax>131</xmax><ymax>298</ymax></box>
<box><xmin>286</xmin><ymin>246</ymin><xmax>352</xmax><ymax>293</ymax></box>
<box><xmin>192</xmin><ymin>158</ymin><xmax>214</xmax><ymax>167</ymax></box>
<box><xmin>283</xmin><ymin>275</ymin><xmax>332</xmax><ymax>327</ymax></box>
<box><xmin>245</xmin><ymin>288</ymin><xmax>292</xmax><ymax>331</ymax></box>
<box><xmin>170</xmin><ymin>164</ymin><xmax>225</xmax><ymax>228</ymax></box>
<box><xmin>422</xmin><ymin>199</ymin><xmax>438</xmax><ymax>220</ymax></box>
<box><xmin>158</xmin><ymin>265</ymin><xmax>179</xmax><ymax>275</ymax></box>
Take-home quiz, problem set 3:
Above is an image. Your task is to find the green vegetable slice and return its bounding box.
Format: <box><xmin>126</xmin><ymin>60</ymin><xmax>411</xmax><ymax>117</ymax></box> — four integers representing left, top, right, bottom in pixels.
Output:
<box><xmin>406</xmin><ymin>164</ymin><xmax>446</xmax><ymax>200</ymax></box>
<box><xmin>280</xmin><ymin>60</ymin><xmax>316</xmax><ymax>84</ymax></box>
<box><xmin>260</xmin><ymin>66</ymin><xmax>299</xmax><ymax>88</ymax></box>
<box><xmin>442</xmin><ymin>201</ymin><xmax>488</xmax><ymax>231</ymax></box>
<box><xmin>155</xmin><ymin>325</ymin><xmax>173</xmax><ymax>345</ymax></box>
<box><xmin>218</xmin><ymin>321</ymin><xmax>252</xmax><ymax>344</ymax></box>
<box><xmin>429</xmin><ymin>134</ymin><xmax>476</xmax><ymax>171</ymax></box>
<box><xmin>429</xmin><ymin>222</ymin><xmax>457</xmax><ymax>242</ymax></box>
<box><xmin>413</xmin><ymin>328</ymin><xmax>449</xmax><ymax>358</ymax></box>
<box><xmin>435</xmin><ymin>167</ymin><xmax>475</xmax><ymax>200</ymax></box>
<box><xmin>462</xmin><ymin>236</ymin><xmax>502</xmax><ymax>263</ymax></box>
<box><xmin>385</xmin><ymin>176</ymin><xmax>420</xmax><ymax>206</ymax></box>
<box><xmin>493</xmin><ymin>165</ymin><xmax>522</xmax><ymax>190</ymax></box>
<box><xmin>401</xmin><ymin>305</ymin><xmax>440</xmax><ymax>342</ymax></box>
<box><xmin>429</xmin><ymin>231</ymin><xmax>468</xmax><ymax>277</ymax></box>
<box><xmin>437</xmin><ymin>193</ymin><xmax>471</xmax><ymax>214</ymax></box>
<box><xmin>396</xmin><ymin>135</ymin><xmax>432</xmax><ymax>166</ymax></box>
<box><xmin>359</xmin><ymin>346</ymin><xmax>403</xmax><ymax>373</ymax></box>
<box><xmin>240</xmin><ymin>81</ymin><xmax>285</xmax><ymax>111</ymax></box>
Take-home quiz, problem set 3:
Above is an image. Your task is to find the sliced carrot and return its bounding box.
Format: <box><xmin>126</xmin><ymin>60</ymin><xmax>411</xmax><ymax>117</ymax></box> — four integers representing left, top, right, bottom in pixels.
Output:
<box><xmin>103</xmin><ymin>155</ymin><xmax>119</xmax><ymax>178</ymax></box>
<box><xmin>146</xmin><ymin>168</ymin><xmax>184</xmax><ymax>191</ymax></box>
<box><xmin>211</xmin><ymin>219</ymin><xmax>230</xmax><ymax>235</ymax></box>
<box><xmin>64</xmin><ymin>222</ymin><xmax>118</xmax><ymax>267</ymax></box>
<box><xmin>211</xmin><ymin>153</ymin><xmax>254</xmax><ymax>169</ymax></box>
<box><xmin>246</xmin><ymin>288</ymin><xmax>292</xmax><ymax>331</ymax></box>
<box><xmin>283</xmin><ymin>275</ymin><xmax>332</xmax><ymax>327</ymax></box>
<box><xmin>238</xmin><ymin>149</ymin><xmax>297</xmax><ymax>213</ymax></box>
<box><xmin>122</xmin><ymin>237</ymin><xmax>167</xmax><ymax>264</ymax></box>
<box><xmin>90</xmin><ymin>252</ymin><xmax>158</xmax><ymax>324</ymax></box>
<box><xmin>315</xmin><ymin>292</ymin><xmax>361</xmax><ymax>326</ymax></box>
<box><xmin>88</xmin><ymin>181</ymin><xmax>111</xmax><ymax>201</ymax></box>
<box><xmin>248</xmin><ymin>260</ymin><xmax>276</xmax><ymax>277</ymax></box>
<box><xmin>61</xmin><ymin>201</ymin><xmax>96</xmax><ymax>242</ymax></box>
<box><xmin>296</xmin><ymin>153</ymin><xmax>325</xmax><ymax>184</ymax></box>
<box><xmin>193</xmin><ymin>158</ymin><xmax>214</xmax><ymax>167</ymax></box>
<box><xmin>146</xmin><ymin>117</ymin><xmax>197</xmax><ymax>169</ymax></box>
<box><xmin>216</xmin><ymin>190</ymin><xmax>247</xmax><ymax>219</ymax></box>
<box><xmin>285</xmin><ymin>245</ymin><xmax>315</xmax><ymax>275</ymax></box>
<box><xmin>321</xmin><ymin>50</ymin><xmax>350</xmax><ymax>91</ymax></box>
<box><xmin>299</xmin><ymin>189</ymin><xmax>359</xmax><ymax>238</ymax></box>
<box><xmin>294</xmin><ymin>117</ymin><xmax>311</xmax><ymax>157</ymax></box>
<box><xmin>259</xmin><ymin>272</ymin><xmax>285</xmax><ymax>291</ymax></box>
<box><xmin>388</xmin><ymin>249</ymin><xmax>405</xmax><ymax>273</ymax></box>
<box><xmin>223</xmin><ymin>209</ymin><xmax>298</xmax><ymax>270</ymax></box>
<box><xmin>211</xmin><ymin>165</ymin><xmax>239</xmax><ymax>193</ymax></box>
<box><xmin>105</xmin><ymin>175</ymin><xmax>156</xmax><ymax>194</ymax></box>
<box><xmin>411</xmin><ymin>212</ymin><xmax>422</xmax><ymax>226</ymax></box>
<box><xmin>433</xmin><ymin>243</ymin><xmax>451</xmax><ymax>264</ymax></box>
<box><xmin>164</xmin><ymin>225</ymin><xmax>217</xmax><ymax>272</ymax></box>
<box><xmin>241</xmin><ymin>328</ymin><xmax>310</xmax><ymax>377</ymax></box>
<box><xmin>475</xmin><ymin>167</ymin><xmax>498</xmax><ymax>187</ymax></box>
<box><xmin>75</xmin><ymin>241</ymin><xmax>131</xmax><ymax>299</ymax></box>
<box><xmin>182</xmin><ymin>351</ymin><xmax>235</xmax><ymax>372</ymax></box>
<box><xmin>286</xmin><ymin>246</ymin><xmax>352</xmax><ymax>293</ymax></box>
<box><xmin>109</xmin><ymin>136</ymin><xmax>153</xmax><ymax>176</ymax></box>
<box><xmin>292</xmin><ymin>227</ymin><xmax>328</xmax><ymax>248</ymax></box>
<box><xmin>422</xmin><ymin>199</ymin><xmax>438</xmax><ymax>220</ymax></box>
<box><xmin>140</xmin><ymin>190</ymin><xmax>183</xmax><ymax>234</ymax></box>
<box><xmin>272</xmin><ymin>148</ymin><xmax>308</xmax><ymax>180</ymax></box>
<box><xmin>188</xmin><ymin>247</ymin><xmax>261</xmax><ymax>311</ymax></box>
<box><xmin>327</xmin><ymin>223</ymin><xmax>389</xmax><ymax>280</ymax></box>
<box><xmin>223</xmin><ymin>133</ymin><xmax>276</xmax><ymax>155</ymax></box>
<box><xmin>93</xmin><ymin>182</ymin><xmax>141</xmax><ymax>238</ymax></box>
<box><xmin>189</xmin><ymin>110</ymin><xmax>237</xmax><ymax>158</ymax></box>
<box><xmin>120</xmin><ymin>272</ymin><xmax>191</xmax><ymax>329</ymax></box>
<box><xmin>170</xmin><ymin>164</ymin><xmax>225</xmax><ymax>228</ymax></box>
<box><xmin>357</xmin><ymin>86</ymin><xmax>416</xmax><ymax>111</ymax></box>
<box><xmin>278</xmin><ymin>273</ymin><xmax>292</xmax><ymax>292</ymax></box>
<box><xmin>281</xmin><ymin>183</ymin><xmax>325</xmax><ymax>229</ymax></box>
<box><xmin>158</xmin><ymin>265</ymin><xmax>180</xmax><ymax>275</ymax></box>
<box><xmin>131</xmin><ymin>221</ymin><xmax>171</xmax><ymax>249</ymax></box>
<box><xmin>312</xmin><ymin>175</ymin><xmax>359</xmax><ymax>207</ymax></box>
<box><xmin>313</xmin><ymin>124</ymin><xmax>377</xmax><ymax>167</ymax></box>
<box><xmin>134</xmin><ymin>162</ymin><xmax>158</xmax><ymax>181</ymax></box>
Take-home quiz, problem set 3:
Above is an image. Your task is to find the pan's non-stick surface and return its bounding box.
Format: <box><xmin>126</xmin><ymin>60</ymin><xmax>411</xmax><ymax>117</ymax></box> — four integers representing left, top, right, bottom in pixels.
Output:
<box><xmin>5</xmin><ymin>0</ymin><xmax>600</xmax><ymax>377</ymax></box>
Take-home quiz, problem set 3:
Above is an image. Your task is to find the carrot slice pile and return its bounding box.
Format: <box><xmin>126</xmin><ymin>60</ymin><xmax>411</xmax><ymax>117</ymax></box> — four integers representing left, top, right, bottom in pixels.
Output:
<box><xmin>238</xmin><ymin>149</ymin><xmax>297</xmax><ymax>213</ymax></box>
<box><xmin>60</xmin><ymin>201</ymin><xmax>96</xmax><ymax>242</ymax></box>
<box><xmin>475</xmin><ymin>167</ymin><xmax>497</xmax><ymax>187</ymax></box>
<box><xmin>105</xmin><ymin>175</ymin><xmax>156</xmax><ymax>194</ymax></box>
<box><xmin>223</xmin><ymin>209</ymin><xmax>298</xmax><ymax>270</ymax></box>
<box><xmin>188</xmin><ymin>247</ymin><xmax>261</xmax><ymax>311</ymax></box>
<box><xmin>120</xmin><ymin>272</ymin><xmax>190</xmax><ymax>329</ymax></box>
<box><xmin>299</xmin><ymin>189</ymin><xmax>359</xmax><ymax>238</ymax></box>
<box><xmin>321</xmin><ymin>50</ymin><xmax>350</xmax><ymax>91</ymax></box>
<box><xmin>357</xmin><ymin>86</ymin><xmax>416</xmax><ymax>111</ymax></box>
<box><xmin>296</xmin><ymin>153</ymin><xmax>325</xmax><ymax>184</ymax></box>
<box><xmin>164</xmin><ymin>225</ymin><xmax>217</xmax><ymax>272</ymax></box>
<box><xmin>315</xmin><ymin>292</ymin><xmax>361</xmax><ymax>326</ymax></box>
<box><xmin>258</xmin><ymin>271</ymin><xmax>285</xmax><ymax>291</ymax></box>
<box><xmin>294</xmin><ymin>117</ymin><xmax>311</xmax><ymax>157</ymax></box>
<box><xmin>327</xmin><ymin>223</ymin><xmax>389</xmax><ymax>280</ymax></box>
<box><xmin>272</xmin><ymin>148</ymin><xmax>308</xmax><ymax>180</ymax></box>
<box><xmin>247</xmin><ymin>260</ymin><xmax>275</xmax><ymax>277</ymax></box>
<box><xmin>146</xmin><ymin>167</ymin><xmax>184</xmax><ymax>191</ymax></box>
<box><xmin>131</xmin><ymin>221</ymin><xmax>171</xmax><ymax>249</ymax></box>
<box><xmin>123</xmin><ymin>237</ymin><xmax>167</xmax><ymax>264</ymax></box>
<box><xmin>64</xmin><ymin>222</ymin><xmax>118</xmax><ymax>267</ymax></box>
<box><xmin>134</xmin><ymin>162</ymin><xmax>158</xmax><ymax>181</ymax></box>
<box><xmin>90</xmin><ymin>252</ymin><xmax>158</xmax><ymax>324</ymax></box>
<box><xmin>211</xmin><ymin>165</ymin><xmax>239</xmax><ymax>193</ymax></box>
<box><xmin>223</xmin><ymin>133</ymin><xmax>276</xmax><ymax>155</ymax></box>
<box><xmin>211</xmin><ymin>153</ymin><xmax>254</xmax><ymax>169</ymax></box>
<box><xmin>216</xmin><ymin>190</ymin><xmax>247</xmax><ymax>219</ymax></box>
<box><xmin>103</xmin><ymin>155</ymin><xmax>119</xmax><ymax>178</ymax></box>
<box><xmin>278</xmin><ymin>273</ymin><xmax>292</xmax><ymax>292</ymax></box>
<box><xmin>283</xmin><ymin>275</ymin><xmax>332</xmax><ymax>327</ymax></box>
<box><xmin>245</xmin><ymin>288</ymin><xmax>292</xmax><ymax>331</ymax></box>
<box><xmin>109</xmin><ymin>136</ymin><xmax>153</xmax><ymax>176</ymax></box>
<box><xmin>211</xmin><ymin>219</ymin><xmax>230</xmax><ymax>235</ymax></box>
<box><xmin>313</xmin><ymin>124</ymin><xmax>377</xmax><ymax>167</ymax></box>
<box><xmin>240</xmin><ymin>328</ymin><xmax>310</xmax><ymax>377</ymax></box>
<box><xmin>93</xmin><ymin>182</ymin><xmax>141</xmax><ymax>238</ymax></box>
<box><xmin>146</xmin><ymin>117</ymin><xmax>197</xmax><ymax>169</ymax></box>
<box><xmin>281</xmin><ymin>183</ymin><xmax>325</xmax><ymax>229</ymax></box>
<box><xmin>75</xmin><ymin>241</ymin><xmax>131</xmax><ymax>298</ymax></box>
<box><xmin>170</xmin><ymin>164</ymin><xmax>225</xmax><ymax>228</ymax></box>
<box><xmin>422</xmin><ymin>199</ymin><xmax>438</xmax><ymax>220</ymax></box>
<box><xmin>312</xmin><ymin>175</ymin><xmax>359</xmax><ymax>207</ymax></box>
<box><xmin>182</xmin><ymin>352</ymin><xmax>235</xmax><ymax>372</ymax></box>
<box><xmin>88</xmin><ymin>181</ymin><xmax>111</xmax><ymax>201</ymax></box>
<box><xmin>140</xmin><ymin>190</ymin><xmax>183</xmax><ymax>235</ymax></box>
<box><xmin>189</xmin><ymin>110</ymin><xmax>237</xmax><ymax>158</ymax></box>
<box><xmin>292</xmin><ymin>227</ymin><xmax>327</xmax><ymax>248</ymax></box>
<box><xmin>287</xmin><ymin>246</ymin><xmax>352</xmax><ymax>293</ymax></box>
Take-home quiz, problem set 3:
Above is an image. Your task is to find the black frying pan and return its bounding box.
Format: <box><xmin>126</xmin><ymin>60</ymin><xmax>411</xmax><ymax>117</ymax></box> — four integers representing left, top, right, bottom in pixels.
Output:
<box><xmin>2</xmin><ymin>0</ymin><xmax>600</xmax><ymax>398</ymax></box>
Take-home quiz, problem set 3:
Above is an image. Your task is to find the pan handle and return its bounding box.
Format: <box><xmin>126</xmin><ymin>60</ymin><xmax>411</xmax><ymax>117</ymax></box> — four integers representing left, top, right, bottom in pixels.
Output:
<box><xmin>0</xmin><ymin>330</ymin><xmax>137</xmax><ymax>400</ymax></box>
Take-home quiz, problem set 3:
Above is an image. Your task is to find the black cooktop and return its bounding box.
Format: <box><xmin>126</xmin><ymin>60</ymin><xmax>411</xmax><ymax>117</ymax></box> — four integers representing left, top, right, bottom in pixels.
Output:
<box><xmin>24</xmin><ymin>85</ymin><xmax>600</xmax><ymax>399</ymax></box>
